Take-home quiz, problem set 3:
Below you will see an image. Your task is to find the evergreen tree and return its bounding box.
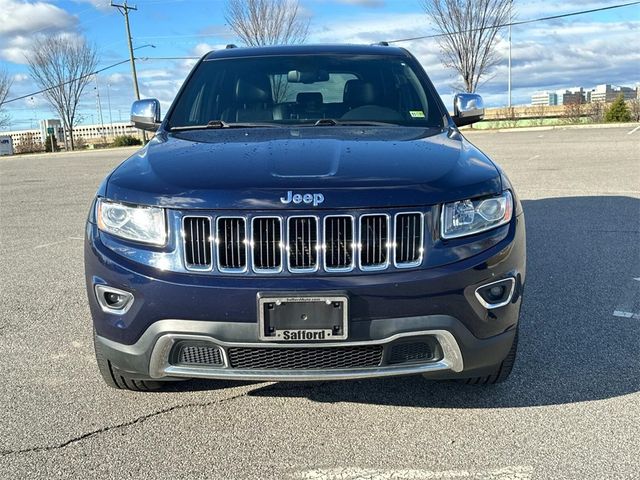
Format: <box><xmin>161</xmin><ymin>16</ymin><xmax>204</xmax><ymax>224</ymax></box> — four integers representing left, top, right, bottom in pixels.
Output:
<box><xmin>44</xmin><ymin>134</ymin><xmax>59</xmax><ymax>152</ymax></box>
<box><xmin>605</xmin><ymin>94</ymin><xmax>632</xmax><ymax>122</ymax></box>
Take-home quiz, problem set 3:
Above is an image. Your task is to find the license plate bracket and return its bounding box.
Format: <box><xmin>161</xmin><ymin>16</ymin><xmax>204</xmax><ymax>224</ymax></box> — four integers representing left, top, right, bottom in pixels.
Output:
<box><xmin>258</xmin><ymin>295</ymin><xmax>348</xmax><ymax>342</ymax></box>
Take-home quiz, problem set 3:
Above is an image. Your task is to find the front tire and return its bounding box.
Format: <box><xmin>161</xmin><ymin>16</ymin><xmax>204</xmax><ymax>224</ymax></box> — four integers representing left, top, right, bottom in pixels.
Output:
<box><xmin>93</xmin><ymin>329</ymin><xmax>168</xmax><ymax>391</ymax></box>
<box><xmin>460</xmin><ymin>328</ymin><xmax>519</xmax><ymax>385</ymax></box>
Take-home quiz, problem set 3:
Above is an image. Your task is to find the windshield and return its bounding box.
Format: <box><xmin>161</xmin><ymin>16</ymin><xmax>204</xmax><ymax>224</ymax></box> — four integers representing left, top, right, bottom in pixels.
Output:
<box><xmin>166</xmin><ymin>54</ymin><xmax>445</xmax><ymax>129</ymax></box>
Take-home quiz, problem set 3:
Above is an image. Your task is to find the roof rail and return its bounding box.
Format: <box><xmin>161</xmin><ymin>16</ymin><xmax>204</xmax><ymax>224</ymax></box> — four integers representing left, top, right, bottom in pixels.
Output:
<box><xmin>225</xmin><ymin>44</ymin><xmax>238</xmax><ymax>49</ymax></box>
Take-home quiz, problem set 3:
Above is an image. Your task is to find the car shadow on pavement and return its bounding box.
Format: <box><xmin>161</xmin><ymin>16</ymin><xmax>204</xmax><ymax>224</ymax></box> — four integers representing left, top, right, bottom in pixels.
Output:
<box><xmin>186</xmin><ymin>196</ymin><xmax>640</xmax><ymax>408</ymax></box>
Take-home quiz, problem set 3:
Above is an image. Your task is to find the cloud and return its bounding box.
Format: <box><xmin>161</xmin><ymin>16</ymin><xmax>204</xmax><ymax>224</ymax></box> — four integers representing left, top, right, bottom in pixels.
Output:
<box><xmin>73</xmin><ymin>0</ymin><xmax>112</xmax><ymax>11</ymax></box>
<box><xmin>0</xmin><ymin>0</ymin><xmax>80</xmax><ymax>63</ymax></box>
<box><xmin>333</xmin><ymin>0</ymin><xmax>385</xmax><ymax>7</ymax></box>
<box><xmin>310</xmin><ymin>11</ymin><xmax>640</xmax><ymax>106</ymax></box>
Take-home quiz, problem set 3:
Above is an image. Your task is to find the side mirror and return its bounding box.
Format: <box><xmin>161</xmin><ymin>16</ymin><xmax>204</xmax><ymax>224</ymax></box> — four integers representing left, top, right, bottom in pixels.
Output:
<box><xmin>131</xmin><ymin>99</ymin><xmax>161</xmax><ymax>132</ymax></box>
<box><xmin>452</xmin><ymin>93</ymin><xmax>485</xmax><ymax>127</ymax></box>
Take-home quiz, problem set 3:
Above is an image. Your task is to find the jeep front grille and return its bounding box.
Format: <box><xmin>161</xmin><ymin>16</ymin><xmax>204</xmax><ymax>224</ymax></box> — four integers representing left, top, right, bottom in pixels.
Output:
<box><xmin>183</xmin><ymin>216</ymin><xmax>213</xmax><ymax>270</ymax></box>
<box><xmin>182</xmin><ymin>211</ymin><xmax>425</xmax><ymax>274</ymax></box>
<box><xmin>217</xmin><ymin>217</ymin><xmax>247</xmax><ymax>272</ymax></box>
<box><xmin>324</xmin><ymin>216</ymin><xmax>354</xmax><ymax>271</ymax></box>
<box><xmin>252</xmin><ymin>217</ymin><xmax>283</xmax><ymax>272</ymax></box>
<box><xmin>288</xmin><ymin>216</ymin><xmax>318</xmax><ymax>271</ymax></box>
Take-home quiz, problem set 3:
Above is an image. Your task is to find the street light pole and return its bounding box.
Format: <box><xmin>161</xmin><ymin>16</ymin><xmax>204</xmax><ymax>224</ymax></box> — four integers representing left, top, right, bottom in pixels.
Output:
<box><xmin>508</xmin><ymin>0</ymin><xmax>513</xmax><ymax>108</ymax></box>
<box><xmin>94</xmin><ymin>75</ymin><xmax>106</xmax><ymax>144</ymax></box>
<box><xmin>106</xmin><ymin>83</ymin><xmax>113</xmax><ymax>140</ymax></box>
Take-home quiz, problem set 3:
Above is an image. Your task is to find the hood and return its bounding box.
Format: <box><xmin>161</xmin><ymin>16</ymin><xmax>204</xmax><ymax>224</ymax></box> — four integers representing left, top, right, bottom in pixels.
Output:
<box><xmin>105</xmin><ymin>127</ymin><xmax>501</xmax><ymax>210</ymax></box>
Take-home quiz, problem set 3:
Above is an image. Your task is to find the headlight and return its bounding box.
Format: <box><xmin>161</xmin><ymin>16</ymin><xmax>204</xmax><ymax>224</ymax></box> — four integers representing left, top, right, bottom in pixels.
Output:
<box><xmin>441</xmin><ymin>191</ymin><xmax>513</xmax><ymax>239</ymax></box>
<box><xmin>96</xmin><ymin>199</ymin><xmax>166</xmax><ymax>246</ymax></box>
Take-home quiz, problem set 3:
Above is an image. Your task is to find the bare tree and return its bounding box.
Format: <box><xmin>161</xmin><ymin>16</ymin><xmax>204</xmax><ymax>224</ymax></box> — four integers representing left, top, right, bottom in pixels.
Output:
<box><xmin>225</xmin><ymin>0</ymin><xmax>309</xmax><ymax>46</ymax></box>
<box><xmin>0</xmin><ymin>67</ymin><xmax>12</xmax><ymax>129</ymax></box>
<box><xmin>421</xmin><ymin>0</ymin><xmax>512</xmax><ymax>93</ymax></box>
<box><xmin>27</xmin><ymin>35</ymin><xmax>98</xmax><ymax>151</ymax></box>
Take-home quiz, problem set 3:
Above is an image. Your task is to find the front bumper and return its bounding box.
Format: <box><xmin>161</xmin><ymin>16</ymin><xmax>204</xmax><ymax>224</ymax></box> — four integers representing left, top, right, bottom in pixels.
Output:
<box><xmin>86</xmin><ymin>214</ymin><xmax>525</xmax><ymax>381</ymax></box>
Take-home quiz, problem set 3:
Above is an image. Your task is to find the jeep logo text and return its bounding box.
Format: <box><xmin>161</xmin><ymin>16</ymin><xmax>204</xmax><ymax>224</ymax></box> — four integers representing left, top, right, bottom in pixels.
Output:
<box><xmin>280</xmin><ymin>191</ymin><xmax>325</xmax><ymax>206</ymax></box>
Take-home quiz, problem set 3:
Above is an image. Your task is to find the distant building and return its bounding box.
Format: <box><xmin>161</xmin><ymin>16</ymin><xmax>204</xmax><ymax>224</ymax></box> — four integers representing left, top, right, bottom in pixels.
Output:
<box><xmin>0</xmin><ymin>136</ymin><xmax>14</xmax><ymax>156</ymax></box>
<box><xmin>589</xmin><ymin>84</ymin><xmax>636</xmax><ymax>103</ymax></box>
<box><xmin>0</xmin><ymin>121</ymin><xmax>140</xmax><ymax>150</ymax></box>
<box><xmin>40</xmin><ymin>119</ymin><xmax>65</xmax><ymax>145</ymax></box>
<box><xmin>559</xmin><ymin>87</ymin><xmax>586</xmax><ymax>105</ymax></box>
<box><xmin>531</xmin><ymin>91</ymin><xmax>558</xmax><ymax>106</ymax></box>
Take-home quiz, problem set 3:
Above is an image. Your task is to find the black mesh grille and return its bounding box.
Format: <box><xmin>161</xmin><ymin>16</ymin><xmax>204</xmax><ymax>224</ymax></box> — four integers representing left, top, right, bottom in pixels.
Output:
<box><xmin>217</xmin><ymin>218</ymin><xmax>247</xmax><ymax>270</ymax></box>
<box><xmin>183</xmin><ymin>217</ymin><xmax>212</xmax><ymax>269</ymax></box>
<box><xmin>389</xmin><ymin>342</ymin><xmax>434</xmax><ymax>364</ymax></box>
<box><xmin>395</xmin><ymin>213</ymin><xmax>423</xmax><ymax>265</ymax></box>
<box><xmin>228</xmin><ymin>346</ymin><xmax>382</xmax><ymax>369</ymax></box>
<box><xmin>360</xmin><ymin>215</ymin><xmax>388</xmax><ymax>268</ymax></box>
<box><xmin>177</xmin><ymin>345</ymin><xmax>224</xmax><ymax>366</ymax></box>
<box><xmin>252</xmin><ymin>217</ymin><xmax>282</xmax><ymax>271</ymax></box>
<box><xmin>288</xmin><ymin>217</ymin><xmax>318</xmax><ymax>270</ymax></box>
<box><xmin>325</xmin><ymin>216</ymin><xmax>354</xmax><ymax>270</ymax></box>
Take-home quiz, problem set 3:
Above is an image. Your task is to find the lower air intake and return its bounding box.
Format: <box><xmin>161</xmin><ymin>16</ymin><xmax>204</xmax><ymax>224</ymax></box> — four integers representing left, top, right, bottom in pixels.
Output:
<box><xmin>227</xmin><ymin>346</ymin><xmax>383</xmax><ymax>370</ymax></box>
<box><xmin>388</xmin><ymin>342</ymin><xmax>435</xmax><ymax>364</ymax></box>
<box><xmin>176</xmin><ymin>345</ymin><xmax>224</xmax><ymax>366</ymax></box>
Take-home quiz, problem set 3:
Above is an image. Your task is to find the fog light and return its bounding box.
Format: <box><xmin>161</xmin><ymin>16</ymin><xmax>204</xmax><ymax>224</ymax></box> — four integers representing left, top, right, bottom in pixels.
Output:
<box><xmin>475</xmin><ymin>278</ymin><xmax>515</xmax><ymax>309</ymax></box>
<box><xmin>488</xmin><ymin>285</ymin><xmax>506</xmax><ymax>300</ymax></box>
<box><xmin>95</xmin><ymin>285</ymin><xmax>134</xmax><ymax>314</ymax></box>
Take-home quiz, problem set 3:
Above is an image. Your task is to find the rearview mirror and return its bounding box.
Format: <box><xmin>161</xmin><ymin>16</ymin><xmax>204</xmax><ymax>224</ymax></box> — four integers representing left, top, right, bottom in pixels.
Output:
<box><xmin>452</xmin><ymin>93</ymin><xmax>484</xmax><ymax>127</ymax></box>
<box><xmin>131</xmin><ymin>99</ymin><xmax>161</xmax><ymax>132</ymax></box>
<box><xmin>287</xmin><ymin>70</ymin><xmax>330</xmax><ymax>84</ymax></box>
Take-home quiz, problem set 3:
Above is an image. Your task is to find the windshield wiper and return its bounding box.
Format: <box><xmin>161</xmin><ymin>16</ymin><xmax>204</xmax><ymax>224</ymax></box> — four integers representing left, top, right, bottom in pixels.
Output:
<box><xmin>312</xmin><ymin>119</ymin><xmax>400</xmax><ymax>127</ymax></box>
<box><xmin>169</xmin><ymin>120</ymin><xmax>279</xmax><ymax>131</ymax></box>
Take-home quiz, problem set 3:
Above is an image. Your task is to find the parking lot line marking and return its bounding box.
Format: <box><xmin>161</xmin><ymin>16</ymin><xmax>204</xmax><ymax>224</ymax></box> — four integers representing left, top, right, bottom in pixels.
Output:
<box><xmin>33</xmin><ymin>240</ymin><xmax>68</xmax><ymax>250</ymax></box>
<box><xmin>628</xmin><ymin>125</ymin><xmax>640</xmax><ymax>135</ymax></box>
<box><xmin>33</xmin><ymin>237</ymin><xmax>83</xmax><ymax>249</ymax></box>
<box><xmin>295</xmin><ymin>466</ymin><xmax>534</xmax><ymax>480</ymax></box>
<box><xmin>613</xmin><ymin>310</ymin><xmax>640</xmax><ymax>319</ymax></box>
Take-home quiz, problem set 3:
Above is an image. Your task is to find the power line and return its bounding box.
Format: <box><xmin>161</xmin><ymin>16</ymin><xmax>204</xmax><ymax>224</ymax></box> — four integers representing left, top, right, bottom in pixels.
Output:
<box><xmin>3</xmin><ymin>1</ymin><xmax>639</xmax><ymax>107</ymax></box>
<box><xmin>2</xmin><ymin>60</ymin><xmax>130</xmax><ymax>105</ymax></box>
<box><xmin>386</xmin><ymin>1</ymin><xmax>640</xmax><ymax>43</ymax></box>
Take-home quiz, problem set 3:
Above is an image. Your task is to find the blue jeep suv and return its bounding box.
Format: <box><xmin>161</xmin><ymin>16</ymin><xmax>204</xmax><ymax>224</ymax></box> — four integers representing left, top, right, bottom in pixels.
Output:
<box><xmin>85</xmin><ymin>44</ymin><xmax>525</xmax><ymax>391</ymax></box>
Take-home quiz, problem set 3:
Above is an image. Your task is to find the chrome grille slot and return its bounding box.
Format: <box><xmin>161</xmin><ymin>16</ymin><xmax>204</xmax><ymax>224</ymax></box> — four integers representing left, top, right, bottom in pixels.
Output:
<box><xmin>324</xmin><ymin>216</ymin><xmax>354</xmax><ymax>271</ymax></box>
<box><xmin>394</xmin><ymin>213</ymin><xmax>424</xmax><ymax>267</ymax></box>
<box><xmin>359</xmin><ymin>214</ymin><xmax>389</xmax><ymax>270</ymax></box>
<box><xmin>183</xmin><ymin>216</ymin><xmax>213</xmax><ymax>270</ymax></box>
<box><xmin>252</xmin><ymin>217</ymin><xmax>283</xmax><ymax>272</ymax></box>
<box><xmin>216</xmin><ymin>217</ymin><xmax>247</xmax><ymax>272</ymax></box>
<box><xmin>288</xmin><ymin>216</ymin><xmax>318</xmax><ymax>271</ymax></box>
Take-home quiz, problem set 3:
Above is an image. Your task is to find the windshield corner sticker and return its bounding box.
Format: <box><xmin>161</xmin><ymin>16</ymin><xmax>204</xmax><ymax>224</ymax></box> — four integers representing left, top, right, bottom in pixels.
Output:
<box><xmin>409</xmin><ymin>110</ymin><xmax>426</xmax><ymax>118</ymax></box>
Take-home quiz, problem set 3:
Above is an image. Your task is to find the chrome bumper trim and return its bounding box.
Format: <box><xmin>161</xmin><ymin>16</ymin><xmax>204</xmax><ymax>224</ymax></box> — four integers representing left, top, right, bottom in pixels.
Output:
<box><xmin>148</xmin><ymin>329</ymin><xmax>464</xmax><ymax>381</ymax></box>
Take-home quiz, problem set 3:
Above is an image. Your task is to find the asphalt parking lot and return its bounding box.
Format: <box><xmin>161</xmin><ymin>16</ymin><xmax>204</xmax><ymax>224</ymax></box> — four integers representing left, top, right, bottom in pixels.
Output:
<box><xmin>0</xmin><ymin>125</ymin><xmax>638</xmax><ymax>479</ymax></box>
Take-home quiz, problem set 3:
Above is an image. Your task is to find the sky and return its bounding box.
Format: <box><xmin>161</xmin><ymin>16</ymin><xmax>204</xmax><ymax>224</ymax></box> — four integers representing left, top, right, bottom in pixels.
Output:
<box><xmin>0</xmin><ymin>0</ymin><xmax>639</xmax><ymax>131</ymax></box>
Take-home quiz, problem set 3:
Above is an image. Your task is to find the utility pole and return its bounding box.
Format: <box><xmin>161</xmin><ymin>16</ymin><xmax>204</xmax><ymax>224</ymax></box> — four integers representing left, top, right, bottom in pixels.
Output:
<box><xmin>111</xmin><ymin>1</ymin><xmax>146</xmax><ymax>141</ymax></box>
<box><xmin>111</xmin><ymin>1</ymin><xmax>141</xmax><ymax>101</ymax></box>
<box><xmin>508</xmin><ymin>0</ymin><xmax>513</xmax><ymax>108</ymax></box>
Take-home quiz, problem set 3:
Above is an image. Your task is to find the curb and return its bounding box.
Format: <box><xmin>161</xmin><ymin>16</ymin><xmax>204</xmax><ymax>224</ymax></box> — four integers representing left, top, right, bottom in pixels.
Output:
<box><xmin>463</xmin><ymin>122</ymin><xmax>640</xmax><ymax>134</ymax></box>
<box><xmin>1</xmin><ymin>145</ymin><xmax>142</xmax><ymax>161</ymax></box>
